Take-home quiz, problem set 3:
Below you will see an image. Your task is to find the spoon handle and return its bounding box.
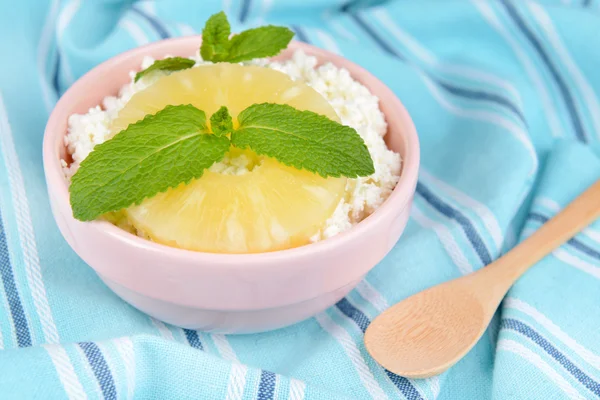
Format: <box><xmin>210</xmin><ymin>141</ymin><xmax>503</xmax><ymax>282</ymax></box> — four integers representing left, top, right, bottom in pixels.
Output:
<box><xmin>476</xmin><ymin>179</ymin><xmax>600</xmax><ymax>300</ymax></box>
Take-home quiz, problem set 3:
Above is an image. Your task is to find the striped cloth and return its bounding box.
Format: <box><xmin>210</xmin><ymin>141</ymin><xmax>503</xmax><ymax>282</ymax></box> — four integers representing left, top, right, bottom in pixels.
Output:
<box><xmin>1</xmin><ymin>0</ymin><xmax>599</xmax><ymax>398</ymax></box>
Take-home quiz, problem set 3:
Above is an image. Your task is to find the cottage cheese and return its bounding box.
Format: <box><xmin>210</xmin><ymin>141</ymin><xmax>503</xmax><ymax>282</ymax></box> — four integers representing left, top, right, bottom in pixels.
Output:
<box><xmin>63</xmin><ymin>50</ymin><xmax>401</xmax><ymax>241</ymax></box>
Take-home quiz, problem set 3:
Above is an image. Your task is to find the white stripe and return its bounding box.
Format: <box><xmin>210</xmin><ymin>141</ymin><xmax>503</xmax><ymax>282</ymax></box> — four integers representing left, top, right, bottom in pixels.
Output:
<box><xmin>211</xmin><ymin>334</ymin><xmax>238</xmax><ymax>361</ymax></box>
<box><xmin>505</xmin><ymin>298</ymin><xmax>600</xmax><ymax>369</ymax></box>
<box><xmin>138</xmin><ymin>1</ymin><xmax>156</xmax><ymax>14</ymax></box>
<box><xmin>273</xmin><ymin>374</ymin><xmax>281</xmax><ymax>400</ymax></box>
<box><xmin>328</xmin><ymin>19</ymin><xmax>357</xmax><ymax>41</ymax></box>
<box><xmin>119</xmin><ymin>19</ymin><xmax>151</xmax><ymax>46</ymax></box>
<box><xmin>57</xmin><ymin>1</ymin><xmax>79</xmax><ymax>39</ymax></box>
<box><xmin>412</xmin><ymin>204</ymin><xmax>474</xmax><ymax>275</ymax></box>
<box><xmin>371</xmin><ymin>9</ymin><xmax>435</xmax><ymax>65</ymax></box>
<box><xmin>225</xmin><ymin>363</ymin><xmax>248</xmax><ymax>400</ymax></box>
<box><xmin>429</xmin><ymin>376</ymin><xmax>441</xmax><ymax>399</ymax></box>
<box><xmin>253</xmin><ymin>0</ymin><xmax>273</xmax><ymax>26</ymax></box>
<box><xmin>177</xmin><ymin>23</ymin><xmax>196</xmax><ymax>36</ymax></box>
<box><xmin>314</xmin><ymin>29</ymin><xmax>342</xmax><ymax>55</ymax></box>
<box><xmin>288</xmin><ymin>378</ymin><xmax>306</xmax><ymax>400</ymax></box>
<box><xmin>354</xmin><ymin>280</ymin><xmax>389</xmax><ymax>313</ymax></box>
<box><xmin>554</xmin><ymin>248</ymin><xmax>600</xmax><ymax>279</ymax></box>
<box><xmin>113</xmin><ymin>337</ymin><xmax>136</xmax><ymax>400</ymax></box>
<box><xmin>315</xmin><ymin>312</ymin><xmax>388</xmax><ymax>400</ymax></box>
<box><xmin>473</xmin><ymin>0</ymin><xmax>563</xmax><ymax>138</ymax></box>
<box><xmin>534</xmin><ymin>197</ymin><xmax>561</xmax><ymax>212</ymax></box>
<box><xmin>223</xmin><ymin>0</ymin><xmax>232</xmax><ymax>16</ymax></box>
<box><xmin>535</xmin><ymin>197</ymin><xmax>600</xmax><ymax>245</ymax></box>
<box><xmin>528</xmin><ymin>2</ymin><xmax>600</xmax><ymax>139</ymax></box>
<box><xmin>37</xmin><ymin>0</ymin><xmax>61</xmax><ymax>112</ymax></box>
<box><xmin>150</xmin><ymin>318</ymin><xmax>174</xmax><ymax>340</ymax></box>
<box><xmin>420</xmin><ymin>74</ymin><xmax>538</xmax><ymax>176</ymax></box>
<box><xmin>75</xmin><ymin>345</ymin><xmax>104</xmax><ymax>398</ymax></box>
<box><xmin>0</xmin><ymin>94</ymin><xmax>59</xmax><ymax>345</ymax></box>
<box><xmin>44</xmin><ymin>344</ymin><xmax>87</xmax><ymax>400</ymax></box>
<box><xmin>583</xmin><ymin>227</ymin><xmax>600</xmax><ymax>246</ymax></box>
<box><xmin>498</xmin><ymin>339</ymin><xmax>585</xmax><ymax>399</ymax></box>
<box><xmin>56</xmin><ymin>0</ymin><xmax>80</xmax><ymax>86</ymax></box>
<box><xmin>420</xmin><ymin>169</ymin><xmax>503</xmax><ymax>250</ymax></box>
<box><xmin>372</xmin><ymin>9</ymin><xmax>523</xmax><ymax>108</ymax></box>
<box><xmin>260</xmin><ymin>0</ymin><xmax>273</xmax><ymax>16</ymax></box>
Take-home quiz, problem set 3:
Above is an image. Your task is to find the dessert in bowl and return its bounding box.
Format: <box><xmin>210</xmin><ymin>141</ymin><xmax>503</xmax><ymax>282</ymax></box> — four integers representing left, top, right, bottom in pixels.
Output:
<box><xmin>43</xmin><ymin>15</ymin><xmax>419</xmax><ymax>333</ymax></box>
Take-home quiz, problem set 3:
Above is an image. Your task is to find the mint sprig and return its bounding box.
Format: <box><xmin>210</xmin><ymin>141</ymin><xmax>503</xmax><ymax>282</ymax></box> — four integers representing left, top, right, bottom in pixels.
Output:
<box><xmin>70</xmin><ymin>104</ymin><xmax>374</xmax><ymax>221</ymax></box>
<box><xmin>201</xmin><ymin>12</ymin><xmax>294</xmax><ymax>63</ymax></box>
<box><xmin>135</xmin><ymin>11</ymin><xmax>294</xmax><ymax>80</ymax></box>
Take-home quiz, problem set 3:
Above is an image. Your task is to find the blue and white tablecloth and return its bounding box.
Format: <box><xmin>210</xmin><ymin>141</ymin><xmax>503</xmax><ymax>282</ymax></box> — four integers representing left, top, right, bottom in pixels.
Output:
<box><xmin>1</xmin><ymin>0</ymin><xmax>600</xmax><ymax>398</ymax></box>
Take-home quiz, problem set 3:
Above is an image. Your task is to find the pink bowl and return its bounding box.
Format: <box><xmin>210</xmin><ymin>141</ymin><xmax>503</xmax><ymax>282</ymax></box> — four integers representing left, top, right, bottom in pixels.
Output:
<box><xmin>43</xmin><ymin>38</ymin><xmax>420</xmax><ymax>333</ymax></box>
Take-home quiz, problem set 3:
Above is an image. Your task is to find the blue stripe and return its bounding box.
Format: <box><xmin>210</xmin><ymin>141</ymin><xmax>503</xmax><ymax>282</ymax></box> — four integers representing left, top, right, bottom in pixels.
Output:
<box><xmin>351</xmin><ymin>13</ymin><xmax>525</xmax><ymax>124</ymax></box>
<box><xmin>385</xmin><ymin>371</ymin><xmax>425</xmax><ymax>400</ymax></box>
<box><xmin>502</xmin><ymin>319</ymin><xmax>600</xmax><ymax>396</ymax></box>
<box><xmin>416</xmin><ymin>182</ymin><xmax>493</xmax><ymax>265</ymax></box>
<box><xmin>0</xmin><ymin>208</ymin><xmax>32</xmax><ymax>347</ymax></box>
<box><xmin>529</xmin><ymin>213</ymin><xmax>600</xmax><ymax>260</ymax></box>
<box><xmin>240</xmin><ymin>0</ymin><xmax>252</xmax><ymax>23</ymax></box>
<box><xmin>52</xmin><ymin>51</ymin><xmax>60</xmax><ymax>96</ymax></box>
<box><xmin>350</xmin><ymin>13</ymin><xmax>404</xmax><ymax>59</ymax></box>
<box><xmin>78</xmin><ymin>342</ymin><xmax>117</xmax><ymax>400</ymax></box>
<box><xmin>435</xmin><ymin>79</ymin><xmax>527</xmax><ymax>125</ymax></box>
<box><xmin>291</xmin><ymin>25</ymin><xmax>310</xmax><ymax>44</ymax></box>
<box><xmin>340</xmin><ymin>0</ymin><xmax>389</xmax><ymax>13</ymax></box>
<box><xmin>528</xmin><ymin>212</ymin><xmax>548</xmax><ymax>224</ymax></box>
<box><xmin>335</xmin><ymin>298</ymin><xmax>424</xmax><ymax>400</ymax></box>
<box><xmin>501</xmin><ymin>0</ymin><xmax>587</xmax><ymax>142</ymax></box>
<box><xmin>184</xmin><ymin>329</ymin><xmax>203</xmax><ymax>350</ymax></box>
<box><xmin>256</xmin><ymin>370</ymin><xmax>276</xmax><ymax>400</ymax></box>
<box><xmin>130</xmin><ymin>7</ymin><xmax>170</xmax><ymax>39</ymax></box>
<box><xmin>336</xmin><ymin>298</ymin><xmax>369</xmax><ymax>332</ymax></box>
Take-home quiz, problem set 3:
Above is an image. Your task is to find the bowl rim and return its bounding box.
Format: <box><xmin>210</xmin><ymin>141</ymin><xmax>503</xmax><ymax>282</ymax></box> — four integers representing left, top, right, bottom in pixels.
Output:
<box><xmin>43</xmin><ymin>37</ymin><xmax>420</xmax><ymax>267</ymax></box>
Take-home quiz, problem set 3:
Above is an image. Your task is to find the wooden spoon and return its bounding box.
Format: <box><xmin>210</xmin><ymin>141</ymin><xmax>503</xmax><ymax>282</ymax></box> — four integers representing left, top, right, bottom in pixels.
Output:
<box><xmin>364</xmin><ymin>179</ymin><xmax>600</xmax><ymax>379</ymax></box>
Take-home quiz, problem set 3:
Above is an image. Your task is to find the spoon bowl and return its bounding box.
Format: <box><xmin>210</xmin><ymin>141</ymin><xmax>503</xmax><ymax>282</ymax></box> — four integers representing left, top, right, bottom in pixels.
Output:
<box><xmin>365</xmin><ymin>281</ymin><xmax>486</xmax><ymax>378</ymax></box>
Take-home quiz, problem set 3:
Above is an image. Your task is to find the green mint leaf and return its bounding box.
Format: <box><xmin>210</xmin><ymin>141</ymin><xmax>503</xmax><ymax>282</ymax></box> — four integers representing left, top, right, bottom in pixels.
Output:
<box><xmin>201</xmin><ymin>11</ymin><xmax>231</xmax><ymax>62</ymax></box>
<box><xmin>231</xmin><ymin>103</ymin><xmax>375</xmax><ymax>178</ymax></box>
<box><xmin>70</xmin><ymin>105</ymin><xmax>230</xmax><ymax>221</ymax></box>
<box><xmin>210</xmin><ymin>106</ymin><xmax>234</xmax><ymax>136</ymax></box>
<box><xmin>134</xmin><ymin>57</ymin><xmax>195</xmax><ymax>82</ymax></box>
<box><xmin>226</xmin><ymin>26</ymin><xmax>294</xmax><ymax>63</ymax></box>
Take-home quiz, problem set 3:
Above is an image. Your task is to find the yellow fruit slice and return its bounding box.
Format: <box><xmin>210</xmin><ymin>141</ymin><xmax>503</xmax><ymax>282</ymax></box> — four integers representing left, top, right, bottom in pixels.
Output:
<box><xmin>112</xmin><ymin>64</ymin><xmax>346</xmax><ymax>253</ymax></box>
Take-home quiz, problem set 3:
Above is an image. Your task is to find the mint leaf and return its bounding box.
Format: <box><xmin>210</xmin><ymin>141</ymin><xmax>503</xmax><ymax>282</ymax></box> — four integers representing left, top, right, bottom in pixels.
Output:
<box><xmin>227</xmin><ymin>26</ymin><xmax>294</xmax><ymax>63</ymax></box>
<box><xmin>201</xmin><ymin>11</ymin><xmax>231</xmax><ymax>62</ymax></box>
<box><xmin>210</xmin><ymin>106</ymin><xmax>233</xmax><ymax>136</ymax></box>
<box><xmin>70</xmin><ymin>105</ymin><xmax>230</xmax><ymax>221</ymax></box>
<box><xmin>231</xmin><ymin>103</ymin><xmax>375</xmax><ymax>178</ymax></box>
<box><xmin>134</xmin><ymin>57</ymin><xmax>195</xmax><ymax>82</ymax></box>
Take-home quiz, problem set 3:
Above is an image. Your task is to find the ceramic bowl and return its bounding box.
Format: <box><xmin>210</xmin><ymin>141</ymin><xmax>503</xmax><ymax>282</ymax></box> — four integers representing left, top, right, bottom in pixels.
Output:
<box><xmin>43</xmin><ymin>38</ymin><xmax>420</xmax><ymax>333</ymax></box>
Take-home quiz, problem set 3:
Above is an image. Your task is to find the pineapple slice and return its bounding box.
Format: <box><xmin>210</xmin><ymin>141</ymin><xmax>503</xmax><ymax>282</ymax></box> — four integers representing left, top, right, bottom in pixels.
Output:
<box><xmin>113</xmin><ymin>64</ymin><xmax>347</xmax><ymax>253</ymax></box>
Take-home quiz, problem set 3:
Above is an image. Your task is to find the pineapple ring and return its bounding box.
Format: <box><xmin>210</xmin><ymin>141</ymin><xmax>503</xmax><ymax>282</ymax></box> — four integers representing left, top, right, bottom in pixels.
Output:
<box><xmin>114</xmin><ymin>64</ymin><xmax>347</xmax><ymax>254</ymax></box>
